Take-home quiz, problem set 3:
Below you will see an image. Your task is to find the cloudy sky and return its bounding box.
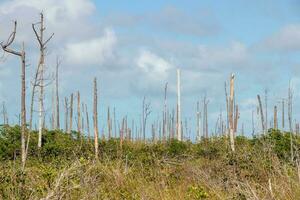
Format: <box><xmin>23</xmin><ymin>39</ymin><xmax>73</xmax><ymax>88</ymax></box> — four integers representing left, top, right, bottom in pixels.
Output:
<box><xmin>0</xmin><ymin>0</ymin><xmax>300</xmax><ymax>138</ymax></box>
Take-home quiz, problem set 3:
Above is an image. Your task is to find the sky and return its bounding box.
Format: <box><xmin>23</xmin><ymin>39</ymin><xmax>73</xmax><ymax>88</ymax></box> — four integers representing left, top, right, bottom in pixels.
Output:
<box><xmin>0</xmin><ymin>0</ymin><xmax>300</xmax><ymax>139</ymax></box>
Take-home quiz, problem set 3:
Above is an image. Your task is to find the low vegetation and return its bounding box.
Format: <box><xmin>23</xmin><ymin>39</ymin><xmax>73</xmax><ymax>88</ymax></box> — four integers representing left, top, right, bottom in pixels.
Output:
<box><xmin>0</xmin><ymin>126</ymin><xmax>299</xmax><ymax>199</ymax></box>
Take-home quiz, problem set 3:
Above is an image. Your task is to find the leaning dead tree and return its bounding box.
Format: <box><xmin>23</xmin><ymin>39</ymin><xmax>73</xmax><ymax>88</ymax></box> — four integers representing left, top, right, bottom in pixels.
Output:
<box><xmin>85</xmin><ymin>104</ymin><xmax>90</xmax><ymax>141</ymax></box>
<box><xmin>1</xmin><ymin>21</ymin><xmax>27</xmax><ymax>167</ymax></box>
<box><xmin>257</xmin><ymin>94</ymin><xmax>265</xmax><ymax>134</ymax></box>
<box><xmin>93</xmin><ymin>78</ymin><xmax>99</xmax><ymax>159</ymax></box>
<box><xmin>176</xmin><ymin>69</ymin><xmax>182</xmax><ymax>141</ymax></box>
<box><xmin>32</xmin><ymin>12</ymin><xmax>54</xmax><ymax>148</ymax></box>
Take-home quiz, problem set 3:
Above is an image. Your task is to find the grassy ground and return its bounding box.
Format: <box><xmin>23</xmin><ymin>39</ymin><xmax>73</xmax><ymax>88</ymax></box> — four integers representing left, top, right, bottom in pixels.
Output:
<box><xmin>0</xmin><ymin>126</ymin><xmax>300</xmax><ymax>199</ymax></box>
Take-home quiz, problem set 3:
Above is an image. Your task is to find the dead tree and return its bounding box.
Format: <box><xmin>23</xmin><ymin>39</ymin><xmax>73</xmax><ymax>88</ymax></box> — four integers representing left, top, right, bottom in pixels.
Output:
<box><xmin>26</xmin><ymin>57</ymin><xmax>43</xmax><ymax>165</ymax></box>
<box><xmin>64</xmin><ymin>97</ymin><xmax>69</xmax><ymax>132</ymax></box>
<box><xmin>229</xmin><ymin>74</ymin><xmax>235</xmax><ymax>151</ymax></box>
<box><xmin>32</xmin><ymin>13</ymin><xmax>54</xmax><ymax>148</ymax></box>
<box><xmin>51</xmin><ymin>81</ymin><xmax>55</xmax><ymax>129</ymax></box>
<box><xmin>69</xmin><ymin>93</ymin><xmax>73</xmax><ymax>134</ymax></box>
<box><xmin>77</xmin><ymin>91</ymin><xmax>81</xmax><ymax>139</ymax></box>
<box><xmin>107</xmin><ymin>107</ymin><xmax>111</xmax><ymax>139</ymax></box>
<box><xmin>288</xmin><ymin>83</ymin><xmax>293</xmax><ymax>133</ymax></box>
<box><xmin>203</xmin><ymin>96</ymin><xmax>209</xmax><ymax>139</ymax></box>
<box><xmin>55</xmin><ymin>57</ymin><xmax>61</xmax><ymax>129</ymax></box>
<box><xmin>142</xmin><ymin>96</ymin><xmax>151</xmax><ymax>142</ymax></box>
<box><xmin>81</xmin><ymin>102</ymin><xmax>85</xmax><ymax>134</ymax></box>
<box><xmin>85</xmin><ymin>104</ymin><xmax>90</xmax><ymax>141</ymax></box>
<box><xmin>234</xmin><ymin>105</ymin><xmax>239</xmax><ymax>134</ymax></box>
<box><xmin>176</xmin><ymin>69</ymin><xmax>182</xmax><ymax>141</ymax></box>
<box><xmin>113</xmin><ymin>107</ymin><xmax>117</xmax><ymax>138</ymax></box>
<box><xmin>1</xmin><ymin>21</ymin><xmax>27</xmax><ymax>167</ymax></box>
<box><xmin>196</xmin><ymin>101</ymin><xmax>201</xmax><ymax>142</ymax></box>
<box><xmin>163</xmin><ymin>82</ymin><xmax>168</xmax><ymax>142</ymax></box>
<box><xmin>93</xmin><ymin>78</ymin><xmax>99</xmax><ymax>159</ymax></box>
<box><xmin>274</xmin><ymin>105</ymin><xmax>278</xmax><ymax>129</ymax></box>
<box><xmin>257</xmin><ymin>95</ymin><xmax>265</xmax><ymax>134</ymax></box>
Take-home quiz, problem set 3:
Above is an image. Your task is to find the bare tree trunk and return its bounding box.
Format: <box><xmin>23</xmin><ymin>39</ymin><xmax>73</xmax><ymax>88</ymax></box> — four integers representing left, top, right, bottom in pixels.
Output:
<box><xmin>229</xmin><ymin>74</ymin><xmax>235</xmax><ymax>151</ymax></box>
<box><xmin>288</xmin><ymin>83</ymin><xmax>293</xmax><ymax>133</ymax></box>
<box><xmin>51</xmin><ymin>80</ymin><xmax>55</xmax><ymax>130</ymax></box>
<box><xmin>107</xmin><ymin>107</ymin><xmax>111</xmax><ymax>140</ymax></box>
<box><xmin>176</xmin><ymin>69</ymin><xmax>182</xmax><ymax>141</ymax></box>
<box><xmin>196</xmin><ymin>101</ymin><xmax>201</xmax><ymax>142</ymax></box>
<box><xmin>120</xmin><ymin>118</ymin><xmax>124</xmax><ymax>148</ymax></box>
<box><xmin>274</xmin><ymin>106</ymin><xmax>278</xmax><ymax>129</ymax></box>
<box><xmin>163</xmin><ymin>82</ymin><xmax>168</xmax><ymax>142</ymax></box>
<box><xmin>77</xmin><ymin>91</ymin><xmax>81</xmax><ymax>139</ymax></box>
<box><xmin>142</xmin><ymin>97</ymin><xmax>151</xmax><ymax>142</ymax></box>
<box><xmin>205</xmin><ymin>100</ymin><xmax>208</xmax><ymax>139</ymax></box>
<box><xmin>55</xmin><ymin>57</ymin><xmax>60</xmax><ymax>129</ymax></box>
<box><xmin>21</xmin><ymin>44</ymin><xmax>26</xmax><ymax>168</ymax></box>
<box><xmin>93</xmin><ymin>78</ymin><xmax>99</xmax><ymax>159</ymax></box>
<box><xmin>234</xmin><ymin>105</ymin><xmax>239</xmax><ymax>134</ymax></box>
<box><xmin>85</xmin><ymin>104</ymin><xmax>90</xmax><ymax>141</ymax></box>
<box><xmin>257</xmin><ymin>95</ymin><xmax>265</xmax><ymax>134</ymax></box>
<box><xmin>81</xmin><ymin>102</ymin><xmax>85</xmax><ymax>135</ymax></box>
<box><xmin>32</xmin><ymin>13</ymin><xmax>54</xmax><ymax>148</ymax></box>
<box><xmin>64</xmin><ymin>97</ymin><xmax>68</xmax><ymax>132</ymax></box>
<box><xmin>69</xmin><ymin>93</ymin><xmax>73</xmax><ymax>134</ymax></box>
<box><xmin>113</xmin><ymin>107</ymin><xmax>116</xmax><ymax>138</ymax></box>
<box><xmin>1</xmin><ymin>21</ymin><xmax>27</xmax><ymax>168</ymax></box>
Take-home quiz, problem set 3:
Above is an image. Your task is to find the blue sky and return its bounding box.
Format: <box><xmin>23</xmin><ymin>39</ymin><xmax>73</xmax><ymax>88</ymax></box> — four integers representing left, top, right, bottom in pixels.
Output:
<box><xmin>0</xmin><ymin>0</ymin><xmax>300</xmax><ymax>139</ymax></box>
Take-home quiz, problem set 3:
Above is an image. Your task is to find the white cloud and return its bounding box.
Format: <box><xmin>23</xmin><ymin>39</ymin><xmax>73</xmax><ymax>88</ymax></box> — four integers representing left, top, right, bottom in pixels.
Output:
<box><xmin>0</xmin><ymin>0</ymin><xmax>97</xmax><ymax>44</ymax></box>
<box><xmin>261</xmin><ymin>24</ymin><xmax>300</xmax><ymax>52</ymax></box>
<box><xmin>64</xmin><ymin>28</ymin><xmax>117</xmax><ymax>65</ymax></box>
<box><xmin>197</xmin><ymin>41</ymin><xmax>248</xmax><ymax>67</ymax></box>
<box><xmin>136</xmin><ymin>50</ymin><xmax>174</xmax><ymax>80</ymax></box>
<box><xmin>0</xmin><ymin>0</ymin><xmax>95</xmax><ymax>21</ymax></box>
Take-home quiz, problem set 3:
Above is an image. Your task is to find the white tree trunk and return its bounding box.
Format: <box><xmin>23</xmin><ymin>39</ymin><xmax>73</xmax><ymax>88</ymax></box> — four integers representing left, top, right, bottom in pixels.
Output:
<box><xmin>176</xmin><ymin>69</ymin><xmax>182</xmax><ymax>141</ymax></box>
